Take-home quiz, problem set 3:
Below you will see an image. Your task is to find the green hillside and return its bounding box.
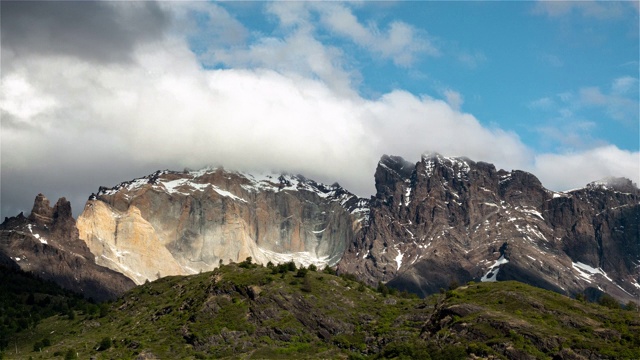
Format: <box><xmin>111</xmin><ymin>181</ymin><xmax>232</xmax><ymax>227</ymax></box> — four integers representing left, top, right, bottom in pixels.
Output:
<box><xmin>2</xmin><ymin>260</ymin><xmax>639</xmax><ymax>359</ymax></box>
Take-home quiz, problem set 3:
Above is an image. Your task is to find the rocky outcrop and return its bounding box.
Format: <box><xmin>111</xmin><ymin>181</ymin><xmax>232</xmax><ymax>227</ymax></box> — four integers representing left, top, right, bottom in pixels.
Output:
<box><xmin>0</xmin><ymin>195</ymin><xmax>136</xmax><ymax>301</ymax></box>
<box><xmin>337</xmin><ymin>153</ymin><xmax>640</xmax><ymax>303</ymax></box>
<box><xmin>77</xmin><ymin>169</ymin><xmax>368</xmax><ymax>284</ymax></box>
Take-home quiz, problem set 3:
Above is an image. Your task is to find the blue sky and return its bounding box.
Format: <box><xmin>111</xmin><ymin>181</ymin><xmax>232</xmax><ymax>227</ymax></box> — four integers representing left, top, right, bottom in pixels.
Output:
<box><xmin>1</xmin><ymin>1</ymin><xmax>639</xmax><ymax>218</ymax></box>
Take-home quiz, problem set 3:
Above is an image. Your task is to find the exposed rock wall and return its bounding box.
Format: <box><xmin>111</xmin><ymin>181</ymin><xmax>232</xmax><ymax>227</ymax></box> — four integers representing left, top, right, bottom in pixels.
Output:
<box><xmin>77</xmin><ymin>169</ymin><xmax>366</xmax><ymax>284</ymax></box>
<box><xmin>337</xmin><ymin>154</ymin><xmax>640</xmax><ymax>303</ymax></box>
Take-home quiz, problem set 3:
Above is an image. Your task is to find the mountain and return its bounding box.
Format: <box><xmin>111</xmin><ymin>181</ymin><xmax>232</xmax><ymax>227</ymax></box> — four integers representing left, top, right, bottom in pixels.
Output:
<box><xmin>76</xmin><ymin>168</ymin><xmax>368</xmax><ymax>284</ymax></box>
<box><xmin>337</xmin><ymin>154</ymin><xmax>640</xmax><ymax>304</ymax></box>
<box><xmin>6</xmin><ymin>263</ymin><xmax>640</xmax><ymax>359</ymax></box>
<box><xmin>0</xmin><ymin>194</ymin><xmax>136</xmax><ymax>301</ymax></box>
<box><xmin>2</xmin><ymin>153</ymin><xmax>638</xmax><ymax>305</ymax></box>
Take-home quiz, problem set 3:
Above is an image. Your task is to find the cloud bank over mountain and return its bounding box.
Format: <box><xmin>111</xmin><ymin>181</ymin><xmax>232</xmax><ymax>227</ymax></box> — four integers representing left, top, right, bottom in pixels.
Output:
<box><xmin>1</xmin><ymin>1</ymin><xmax>638</xmax><ymax>218</ymax></box>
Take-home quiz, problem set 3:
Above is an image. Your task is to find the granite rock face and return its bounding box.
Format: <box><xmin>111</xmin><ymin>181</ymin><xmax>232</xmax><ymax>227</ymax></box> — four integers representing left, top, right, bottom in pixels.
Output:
<box><xmin>337</xmin><ymin>154</ymin><xmax>639</xmax><ymax>303</ymax></box>
<box><xmin>0</xmin><ymin>195</ymin><xmax>135</xmax><ymax>301</ymax></box>
<box><xmin>77</xmin><ymin>169</ymin><xmax>368</xmax><ymax>284</ymax></box>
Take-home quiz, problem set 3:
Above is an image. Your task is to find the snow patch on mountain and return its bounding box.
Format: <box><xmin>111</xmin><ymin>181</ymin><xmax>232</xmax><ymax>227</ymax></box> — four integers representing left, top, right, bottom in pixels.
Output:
<box><xmin>258</xmin><ymin>248</ymin><xmax>331</xmax><ymax>269</ymax></box>
<box><xmin>27</xmin><ymin>224</ymin><xmax>48</xmax><ymax>244</ymax></box>
<box><xmin>481</xmin><ymin>255</ymin><xmax>509</xmax><ymax>282</ymax></box>
<box><xmin>572</xmin><ymin>261</ymin><xmax>614</xmax><ymax>283</ymax></box>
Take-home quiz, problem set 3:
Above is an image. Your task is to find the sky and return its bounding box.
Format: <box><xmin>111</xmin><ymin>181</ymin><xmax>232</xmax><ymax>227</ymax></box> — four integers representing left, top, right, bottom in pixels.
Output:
<box><xmin>1</xmin><ymin>1</ymin><xmax>639</xmax><ymax>219</ymax></box>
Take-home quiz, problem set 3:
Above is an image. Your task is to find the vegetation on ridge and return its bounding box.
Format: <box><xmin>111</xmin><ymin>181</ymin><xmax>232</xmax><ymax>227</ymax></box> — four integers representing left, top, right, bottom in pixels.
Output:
<box><xmin>1</xmin><ymin>260</ymin><xmax>639</xmax><ymax>359</ymax></box>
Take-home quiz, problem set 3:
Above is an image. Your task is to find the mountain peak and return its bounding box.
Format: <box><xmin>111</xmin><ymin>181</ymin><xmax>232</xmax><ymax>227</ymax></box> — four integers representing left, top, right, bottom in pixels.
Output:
<box><xmin>586</xmin><ymin>177</ymin><xmax>638</xmax><ymax>194</ymax></box>
<box><xmin>28</xmin><ymin>193</ymin><xmax>53</xmax><ymax>226</ymax></box>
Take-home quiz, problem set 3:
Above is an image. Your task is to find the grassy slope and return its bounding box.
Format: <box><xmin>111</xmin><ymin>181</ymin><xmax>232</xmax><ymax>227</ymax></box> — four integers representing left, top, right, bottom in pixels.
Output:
<box><xmin>3</xmin><ymin>263</ymin><xmax>639</xmax><ymax>359</ymax></box>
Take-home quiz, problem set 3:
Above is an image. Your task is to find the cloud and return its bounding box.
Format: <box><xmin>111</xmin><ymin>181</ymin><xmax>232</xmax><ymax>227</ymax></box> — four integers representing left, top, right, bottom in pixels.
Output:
<box><xmin>0</xmin><ymin>1</ymin><xmax>169</xmax><ymax>66</ymax></box>
<box><xmin>532</xmin><ymin>1</ymin><xmax>629</xmax><ymax>20</ymax></box>
<box><xmin>578</xmin><ymin>83</ymin><xmax>639</xmax><ymax>123</ymax></box>
<box><xmin>533</xmin><ymin>146</ymin><xmax>640</xmax><ymax>191</ymax></box>
<box><xmin>0</xmin><ymin>25</ymin><xmax>529</xmax><ymax>218</ymax></box>
<box><xmin>528</xmin><ymin>97</ymin><xmax>555</xmax><ymax>110</ymax></box>
<box><xmin>193</xmin><ymin>2</ymin><xmax>440</xmax><ymax>96</ymax></box>
<box><xmin>528</xmin><ymin>78</ymin><xmax>639</xmax><ymax>151</ymax></box>
<box><xmin>456</xmin><ymin>51</ymin><xmax>487</xmax><ymax>69</ymax></box>
<box><xmin>1</xmin><ymin>1</ymin><xmax>638</xmax><ymax>220</ymax></box>
<box><xmin>535</xmin><ymin>121</ymin><xmax>603</xmax><ymax>151</ymax></box>
<box><xmin>202</xmin><ymin>27</ymin><xmax>357</xmax><ymax>98</ymax></box>
<box><xmin>312</xmin><ymin>2</ymin><xmax>439</xmax><ymax>66</ymax></box>
<box><xmin>612</xmin><ymin>76</ymin><xmax>638</xmax><ymax>95</ymax></box>
<box><xmin>539</xmin><ymin>53</ymin><xmax>564</xmax><ymax>68</ymax></box>
<box><xmin>443</xmin><ymin>89</ymin><xmax>464</xmax><ymax>110</ymax></box>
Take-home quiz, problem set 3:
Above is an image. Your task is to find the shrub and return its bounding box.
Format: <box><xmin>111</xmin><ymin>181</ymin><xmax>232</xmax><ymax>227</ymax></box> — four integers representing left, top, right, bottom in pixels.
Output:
<box><xmin>99</xmin><ymin>303</ymin><xmax>109</xmax><ymax>318</ymax></box>
<box><xmin>308</xmin><ymin>264</ymin><xmax>317</xmax><ymax>272</ymax></box>
<box><xmin>301</xmin><ymin>276</ymin><xmax>312</xmax><ymax>293</ymax></box>
<box><xmin>624</xmin><ymin>301</ymin><xmax>638</xmax><ymax>311</ymax></box>
<box><xmin>377</xmin><ymin>282</ymin><xmax>389</xmax><ymax>296</ymax></box>
<box><xmin>98</xmin><ymin>337</ymin><xmax>112</xmax><ymax>351</ymax></box>
<box><xmin>323</xmin><ymin>266</ymin><xmax>336</xmax><ymax>275</ymax></box>
<box><xmin>598</xmin><ymin>294</ymin><xmax>620</xmax><ymax>309</ymax></box>
<box><xmin>64</xmin><ymin>349</ymin><xmax>77</xmax><ymax>360</ymax></box>
<box><xmin>239</xmin><ymin>257</ymin><xmax>254</xmax><ymax>269</ymax></box>
<box><xmin>295</xmin><ymin>268</ymin><xmax>308</xmax><ymax>278</ymax></box>
<box><xmin>286</xmin><ymin>261</ymin><xmax>297</xmax><ymax>272</ymax></box>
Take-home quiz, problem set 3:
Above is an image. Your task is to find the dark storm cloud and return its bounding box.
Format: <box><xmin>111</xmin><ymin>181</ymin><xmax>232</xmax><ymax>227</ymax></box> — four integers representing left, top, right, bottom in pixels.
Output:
<box><xmin>1</xmin><ymin>1</ymin><xmax>169</xmax><ymax>64</ymax></box>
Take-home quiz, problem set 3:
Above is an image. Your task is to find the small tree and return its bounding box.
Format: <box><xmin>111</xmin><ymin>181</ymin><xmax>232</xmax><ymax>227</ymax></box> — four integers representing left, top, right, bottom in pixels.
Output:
<box><xmin>286</xmin><ymin>261</ymin><xmax>297</xmax><ymax>272</ymax></box>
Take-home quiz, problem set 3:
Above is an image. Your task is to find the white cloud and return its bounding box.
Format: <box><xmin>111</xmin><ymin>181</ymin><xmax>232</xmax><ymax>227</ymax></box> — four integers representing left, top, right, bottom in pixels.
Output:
<box><xmin>0</xmin><ymin>74</ymin><xmax>57</xmax><ymax>123</ymax></box>
<box><xmin>578</xmin><ymin>85</ymin><xmax>639</xmax><ymax>123</ymax></box>
<box><xmin>533</xmin><ymin>146</ymin><xmax>640</xmax><ymax>191</ymax></box>
<box><xmin>529</xmin><ymin>79</ymin><xmax>639</xmax><ymax>151</ymax></box>
<box><xmin>204</xmin><ymin>27</ymin><xmax>357</xmax><ymax>98</ymax></box>
<box><xmin>528</xmin><ymin>97</ymin><xmax>555</xmax><ymax>110</ymax></box>
<box><xmin>532</xmin><ymin>1</ymin><xmax>629</xmax><ymax>20</ymax></box>
<box><xmin>311</xmin><ymin>2</ymin><xmax>439</xmax><ymax>66</ymax></box>
<box><xmin>1</xmin><ymin>29</ymin><xmax>533</xmax><ymax>215</ymax></box>
<box><xmin>443</xmin><ymin>89</ymin><xmax>464</xmax><ymax>110</ymax></box>
<box><xmin>612</xmin><ymin>76</ymin><xmax>638</xmax><ymax>95</ymax></box>
<box><xmin>1</xmin><ymin>1</ymin><xmax>638</xmax><ymax>219</ymax></box>
<box><xmin>456</xmin><ymin>51</ymin><xmax>487</xmax><ymax>69</ymax></box>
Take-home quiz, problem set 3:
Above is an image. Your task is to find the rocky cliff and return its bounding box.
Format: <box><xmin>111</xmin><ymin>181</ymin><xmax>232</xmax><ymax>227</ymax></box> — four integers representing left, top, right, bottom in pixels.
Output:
<box><xmin>337</xmin><ymin>154</ymin><xmax>640</xmax><ymax>303</ymax></box>
<box><xmin>0</xmin><ymin>195</ymin><xmax>136</xmax><ymax>301</ymax></box>
<box><xmin>77</xmin><ymin>168</ymin><xmax>368</xmax><ymax>284</ymax></box>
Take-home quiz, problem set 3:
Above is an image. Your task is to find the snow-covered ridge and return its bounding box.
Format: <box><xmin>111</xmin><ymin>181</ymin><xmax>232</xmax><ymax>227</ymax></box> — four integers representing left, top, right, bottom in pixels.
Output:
<box><xmin>585</xmin><ymin>177</ymin><xmax>638</xmax><ymax>194</ymax></box>
<box><xmin>421</xmin><ymin>152</ymin><xmax>471</xmax><ymax>179</ymax></box>
<box><xmin>93</xmin><ymin>167</ymin><xmax>369</xmax><ymax>218</ymax></box>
